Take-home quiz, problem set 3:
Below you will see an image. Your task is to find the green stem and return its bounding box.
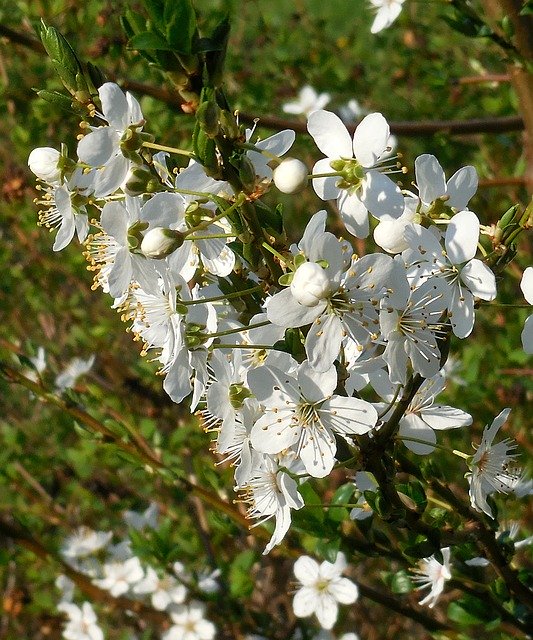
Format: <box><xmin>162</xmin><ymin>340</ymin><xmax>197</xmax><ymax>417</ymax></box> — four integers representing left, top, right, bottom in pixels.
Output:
<box><xmin>206</xmin><ymin>320</ymin><xmax>270</xmax><ymax>339</ymax></box>
<box><xmin>180</xmin><ymin>285</ymin><xmax>263</xmax><ymax>306</ymax></box>
<box><xmin>261</xmin><ymin>241</ymin><xmax>292</xmax><ymax>267</ymax></box>
<box><xmin>143</xmin><ymin>141</ymin><xmax>196</xmax><ymax>158</ymax></box>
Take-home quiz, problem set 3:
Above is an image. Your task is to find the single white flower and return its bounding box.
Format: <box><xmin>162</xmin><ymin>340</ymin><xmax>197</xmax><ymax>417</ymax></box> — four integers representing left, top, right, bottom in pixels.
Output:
<box><xmin>282</xmin><ymin>85</ymin><xmax>331</xmax><ymax>117</ymax></box>
<box><xmin>55</xmin><ymin>355</ymin><xmax>96</xmax><ymax>392</ymax></box>
<box><xmin>369</xmin><ymin>0</ymin><xmax>406</xmax><ymax>34</ymax></box>
<box><xmin>58</xmin><ymin>602</ymin><xmax>103</xmax><ymax>640</ymax></box>
<box><xmin>36</xmin><ymin>168</ymin><xmax>92</xmax><ymax>252</ymax></box>
<box><xmin>163</xmin><ymin>602</ymin><xmax>216</xmax><ymax>640</ymax></box>
<box><xmin>380</xmin><ymin>278</ymin><xmax>449</xmax><ymax>385</ymax></box>
<box><xmin>244</xmin><ymin>454</ymin><xmax>304</xmax><ymax>554</ymax></box>
<box><xmin>249</xmin><ymin>363</ymin><xmax>377</xmax><ymax>478</ymax></box>
<box><xmin>133</xmin><ymin>566</ymin><xmax>187</xmax><ymax>610</ymax></box>
<box><xmin>467</xmin><ymin>409</ymin><xmax>521</xmax><ymax>518</ymax></box>
<box><xmin>60</xmin><ymin>527</ymin><xmax>111</xmax><ymax>560</ymax></box>
<box><xmin>308</xmin><ymin>110</ymin><xmax>404</xmax><ymax>238</ymax></box>
<box><xmin>373</xmin><ymin>373</ymin><xmax>472</xmax><ymax>454</ymax></box>
<box><xmin>123</xmin><ymin>502</ymin><xmax>159</xmax><ymax>530</ymax></box>
<box><xmin>93</xmin><ymin>557</ymin><xmax>144</xmax><ymax>596</ymax></box>
<box><xmin>292</xmin><ymin>552</ymin><xmax>359</xmax><ymax>630</ymax></box>
<box><xmin>403</xmin><ymin>212</ymin><xmax>496</xmax><ymax>338</ymax></box>
<box><xmin>411</xmin><ymin>547</ymin><xmax>451</xmax><ymax>608</ymax></box>
<box><xmin>77</xmin><ymin>82</ymin><xmax>144</xmax><ymax>197</ymax></box>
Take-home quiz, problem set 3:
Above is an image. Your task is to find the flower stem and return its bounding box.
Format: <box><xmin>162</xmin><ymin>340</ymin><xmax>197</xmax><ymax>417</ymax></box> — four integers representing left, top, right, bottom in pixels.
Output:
<box><xmin>143</xmin><ymin>141</ymin><xmax>196</xmax><ymax>158</ymax></box>
<box><xmin>205</xmin><ymin>320</ymin><xmax>271</xmax><ymax>339</ymax></box>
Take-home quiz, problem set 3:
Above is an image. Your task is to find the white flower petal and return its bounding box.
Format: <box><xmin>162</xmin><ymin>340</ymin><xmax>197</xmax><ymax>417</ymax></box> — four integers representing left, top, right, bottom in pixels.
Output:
<box><xmin>460</xmin><ymin>259</ymin><xmax>496</xmax><ymax>301</ymax></box>
<box><xmin>446</xmin><ymin>166</ymin><xmax>478</xmax><ymax>210</ymax></box>
<box><xmin>312</xmin><ymin>158</ymin><xmax>341</xmax><ymax>201</ymax></box>
<box><xmin>315</xmin><ymin>593</ymin><xmax>338</xmax><ymax>630</ymax></box>
<box><xmin>338</xmin><ymin>191</ymin><xmax>369</xmax><ymax>238</ymax></box>
<box><xmin>307</xmin><ymin>110</ymin><xmax>353</xmax><ymax>158</ymax></box>
<box><xmin>445</xmin><ymin>210</ymin><xmax>479</xmax><ymax>264</ymax></box>
<box><xmin>360</xmin><ymin>171</ymin><xmax>404</xmax><ymax>220</ymax></box>
<box><xmin>77</xmin><ymin>127</ymin><xmax>119</xmax><ymax>167</ymax></box>
<box><xmin>421</xmin><ymin>405</ymin><xmax>472</xmax><ymax>430</ymax></box>
<box><xmin>352</xmin><ymin>113</ymin><xmax>390</xmax><ymax>167</ymax></box>
<box><xmin>399</xmin><ymin>413</ymin><xmax>437</xmax><ymax>454</ymax></box>
<box><xmin>522</xmin><ymin>314</ymin><xmax>533</xmax><ymax>354</ymax></box>
<box><xmin>99</xmin><ymin>82</ymin><xmax>130</xmax><ymax>129</ymax></box>
<box><xmin>293</xmin><ymin>556</ymin><xmax>320</xmax><ymax>584</ymax></box>
<box><xmin>415</xmin><ymin>154</ymin><xmax>446</xmax><ymax>204</ymax></box>
<box><xmin>293</xmin><ymin>586</ymin><xmax>319</xmax><ymax>618</ymax></box>
<box><xmin>330</xmin><ymin>577</ymin><xmax>359</xmax><ymax>604</ymax></box>
<box><xmin>520</xmin><ymin>267</ymin><xmax>533</xmax><ymax>304</ymax></box>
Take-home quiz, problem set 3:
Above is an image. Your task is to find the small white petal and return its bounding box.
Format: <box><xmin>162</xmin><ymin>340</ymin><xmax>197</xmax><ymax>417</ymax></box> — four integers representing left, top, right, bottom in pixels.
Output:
<box><xmin>460</xmin><ymin>259</ymin><xmax>496</xmax><ymax>301</ymax></box>
<box><xmin>445</xmin><ymin>211</ymin><xmax>479</xmax><ymax>264</ymax></box>
<box><xmin>520</xmin><ymin>267</ymin><xmax>533</xmax><ymax>304</ymax></box>
<box><xmin>308</xmin><ymin>110</ymin><xmax>353</xmax><ymax>158</ymax></box>
<box><xmin>415</xmin><ymin>154</ymin><xmax>446</xmax><ymax>204</ymax></box>
<box><xmin>446</xmin><ymin>166</ymin><xmax>478</xmax><ymax>209</ymax></box>
<box><xmin>353</xmin><ymin>113</ymin><xmax>390</xmax><ymax>167</ymax></box>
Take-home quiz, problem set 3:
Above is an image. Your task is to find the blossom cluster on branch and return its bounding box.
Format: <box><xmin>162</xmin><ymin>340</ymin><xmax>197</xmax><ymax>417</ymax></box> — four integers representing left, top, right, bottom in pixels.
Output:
<box><xmin>23</xmin><ymin>3</ymin><xmax>533</xmax><ymax>635</ymax></box>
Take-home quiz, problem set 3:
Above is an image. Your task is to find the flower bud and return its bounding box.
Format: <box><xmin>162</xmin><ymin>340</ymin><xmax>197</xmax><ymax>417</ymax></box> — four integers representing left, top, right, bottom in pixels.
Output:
<box><xmin>374</xmin><ymin>210</ymin><xmax>416</xmax><ymax>254</ymax></box>
<box><xmin>140</xmin><ymin>227</ymin><xmax>184</xmax><ymax>259</ymax></box>
<box><xmin>28</xmin><ymin>147</ymin><xmax>61</xmax><ymax>183</ymax></box>
<box><xmin>291</xmin><ymin>261</ymin><xmax>331</xmax><ymax>307</ymax></box>
<box><xmin>273</xmin><ymin>158</ymin><xmax>308</xmax><ymax>194</ymax></box>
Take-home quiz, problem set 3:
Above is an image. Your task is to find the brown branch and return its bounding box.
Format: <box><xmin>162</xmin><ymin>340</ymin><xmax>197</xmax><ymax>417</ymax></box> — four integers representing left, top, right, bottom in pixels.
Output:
<box><xmin>480</xmin><ymin>0</ymin><xmax>533</xmax><ymax>189</ymax></box>
<box><xmin>0</xmin><ymin>361</ymin><xmax>252</xmax><ymax>532</ymax></box>
<box><xmin>356</xmin><ymin>582</ymin><xmax>453</xmax><ymax>633</ymax></box>
<box><xmin>0</xmin><ymin>24</ymin><xmax>524</xmax><ymax>137</ymax></box>
<box><xmin>430</xmin><ymin>480</ymin><xmax>533</xmax><ymax>610</ymax></box>
<box><xmin>238</xmin><ymin>113</ymin><xmax>524</xmax><ymax>137</ymax></box>
<box><xmin>457</xmin><ymin>74</ymin><xmax>511</xmax><ymax>85</ymax></box>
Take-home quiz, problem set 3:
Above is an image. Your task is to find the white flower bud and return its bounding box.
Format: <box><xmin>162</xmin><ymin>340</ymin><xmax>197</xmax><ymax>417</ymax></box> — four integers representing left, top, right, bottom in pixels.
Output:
<box><xmin>373</xmin><ymin>209</ymin><xmax>416</xmax><ymax>254</ymax></box>
<box><xmin>291</xmin><ymin>261</ymin><xmax>331</xmax><ymax>307</ymax></box>
<box><xmin>273</xmin><ymin>158</ymin><xmax>308</xmax><ymax>194</ymax></box>
<box><xmin>28</xmin><ymin>147</ymin><xmax>61</xmax><ymax>183</ymax></box>
<box><xmin>141</xmin><ymin>227</ymin><xmax>184</xmax><ymax>259</ymax></box>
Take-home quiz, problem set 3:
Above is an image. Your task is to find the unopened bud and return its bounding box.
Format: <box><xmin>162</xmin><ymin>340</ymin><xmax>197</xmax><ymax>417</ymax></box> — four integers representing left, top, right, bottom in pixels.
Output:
<box><xmin>273</xmin><ymin>158</ymin><xmax>308</xmax><ymax>194</ymax></box>
<box><xmin>28</xmin><ymin>147</ymin><xmax>61</xmax><ymax>183</ymax></box>
<box><xmin>141</xmin><ymin>227</ymin><xmax>184</xmax><ymax>259</ymax></box>
<box><xmin>291</xmin><ymin>261</ymin><xmax>331</xmax><ymax>307</ymax></box>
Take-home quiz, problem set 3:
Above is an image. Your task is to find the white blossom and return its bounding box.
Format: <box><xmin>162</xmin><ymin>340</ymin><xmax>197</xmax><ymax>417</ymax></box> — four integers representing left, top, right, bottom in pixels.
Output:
<box><xmin>308</xmin><ymin>110</ymin><xmax>404</xmax><ymax>238</ymax></box>
<box><xmin>412</xmin><ymin>547</ymin><xmax>451</xmax><ymax>608</ymax></box>
<box><xmin>467</xmin><ymin>409</ymin><xmax>521</xmax><ymax>518</ymax></box>
<box><xmin>292</xmin><ymin>552</ymin><xmax>359</xmax><ymax>630</ymax></box>
<box><xmin>283</xmin><ymin>85</ymin><xmax>331</xmax><ymax>117</ymax></box>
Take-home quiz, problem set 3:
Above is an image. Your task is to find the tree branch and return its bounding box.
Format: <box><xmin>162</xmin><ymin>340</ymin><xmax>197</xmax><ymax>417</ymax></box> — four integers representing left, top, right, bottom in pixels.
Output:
<box><xmin>0</xmin><ymin>24</ymin><xmax>524</xmax><ymax>138</ymax></box>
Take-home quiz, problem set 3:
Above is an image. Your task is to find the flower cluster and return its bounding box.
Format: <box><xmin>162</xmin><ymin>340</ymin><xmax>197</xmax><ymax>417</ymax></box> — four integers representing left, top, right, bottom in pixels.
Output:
<box><xmin>29</xmin><ymin>81</ymin><xmax>528</xmax><ymax>559</ymax></box>
<box><xmin>56</xmin><ymin>505</ymin><xmax>217</xmax><ymax>640</ymax></box>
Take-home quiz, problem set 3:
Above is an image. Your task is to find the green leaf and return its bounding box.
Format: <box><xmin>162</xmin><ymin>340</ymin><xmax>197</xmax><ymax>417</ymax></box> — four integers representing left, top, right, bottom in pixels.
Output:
<box><xmin>165</xmin><ymin>0</ymin><xmax>196</xmax><ymax>53</ymax></box>
<box><xmin>299</xmin><ymin>482</ymin><xmax>324</xmax><ymax>524</ymax></box>
<box><xmin>229</xmin><ymin>550</ymin><xmax>256</xmax><ymax>598</ymax></box>
<box><xmin>315</xmin><ymin>537</ymin><xmax>341</xmax><ymax>563</ymax></box>
<box><xmin>142</xmin><ymin>0</ymin><xmax>166</xmax><ymax>31</ymax></box>
<box><xmin>128</xmin><ymin>31</ymin><xmax>173</xmax><ymax>51</ymax></box>
<box><xmin>390</xmin><ymin>570</ymin><xmax>413</xmax><ymax>594</ymax></box>
<box><xmin>39</xmin><ymin>21</ymin><xmax>84</xmax><ymax>95</ymax></box>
